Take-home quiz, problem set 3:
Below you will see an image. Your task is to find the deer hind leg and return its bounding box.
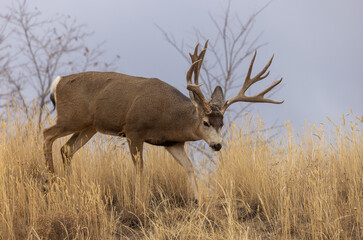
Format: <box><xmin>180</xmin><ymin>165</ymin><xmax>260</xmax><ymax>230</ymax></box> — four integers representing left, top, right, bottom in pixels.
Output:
<box><xmin>127</xmin><ymin>139</ymin><xmax>144</xmax><ymax>205</ymax></box>
<box><xmin>43</xmin><ymin>125</ymin><xmax>74</xmax><ymax>173</ymax></box>
<box><xmin>60</xmin><ymin>128</ymin><xmax>96</xmax><ymax>176</ymax></box>
<box><xmin>165</xmin><ymin>143</ymin><xmax>199</xmax><ymax>204</ymax></box>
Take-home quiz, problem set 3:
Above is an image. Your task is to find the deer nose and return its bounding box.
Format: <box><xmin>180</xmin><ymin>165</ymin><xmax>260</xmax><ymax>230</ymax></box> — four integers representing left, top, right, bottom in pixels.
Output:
<box><xmin>211</xmin><ymin>143</ymin><xmax>222</xmax><ymax>151</ymax></box>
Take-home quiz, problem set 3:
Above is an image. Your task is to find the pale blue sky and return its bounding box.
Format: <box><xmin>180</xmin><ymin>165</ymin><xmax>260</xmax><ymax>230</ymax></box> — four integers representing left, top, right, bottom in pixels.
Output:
<box><xmin>1</xmin><ymin>0</ymin><xmax>362</xmax><ymax>130</ymax></box>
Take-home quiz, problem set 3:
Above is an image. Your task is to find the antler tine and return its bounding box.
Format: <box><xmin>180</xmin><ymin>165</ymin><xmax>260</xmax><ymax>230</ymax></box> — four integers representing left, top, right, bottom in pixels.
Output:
<box><xmin>242</xmin><ymin>51</ymin><xmax>274</xmax><ymax>94</ymax></box>
<box><xmin>257</xmin><ymin>78</ymin><xmax>283</xmax><ymax>100</ymax></box>
<box><xmin>189</xmin><ymin>43</ymin><xmax>200</xmax><ymax>62</ymax></box>
<box><xmin>186</xmin><ymin>59</ymin><xmax>202</xmax><ymax>85</ymax></box>
<box><xmin>221</xmin><ymin>51</ymin><xmax>283</xmax><ymax>114</ymax></box>
<box><xmin>189</xmin><ymin>40</ymin><xmax>209</xmax><ymax>85</ymax></box>
<box><xmin>194</xmin><ymin>48</ymin><xmax>207</xmax><ymax>85</ymax></box>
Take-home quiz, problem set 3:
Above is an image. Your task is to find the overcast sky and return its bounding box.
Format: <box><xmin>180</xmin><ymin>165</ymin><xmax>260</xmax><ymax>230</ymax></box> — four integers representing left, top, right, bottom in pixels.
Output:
<box><xmin>1</xmin><ymin>0</ymin><xmax>362</xmax><ymax>130</ymax></box>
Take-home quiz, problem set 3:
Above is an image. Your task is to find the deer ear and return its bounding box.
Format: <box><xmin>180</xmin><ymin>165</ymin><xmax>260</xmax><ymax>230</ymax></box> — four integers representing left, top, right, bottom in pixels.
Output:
<box><xmin>190</xmin><ymin>91</ymin><xmax>206</xmax><ymax>114</ymax></box>
<box><xmin>210</xmin><ymin>86</ymin><xmax>224</xmax><ymax>109</ymax></box>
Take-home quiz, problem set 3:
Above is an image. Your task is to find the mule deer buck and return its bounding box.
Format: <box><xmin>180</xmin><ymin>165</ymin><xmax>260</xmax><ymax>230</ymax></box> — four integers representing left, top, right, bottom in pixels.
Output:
<box><xmin>43</xmin><ymin>41</ymin><xmax>283</xmax><ymax>203</ymax></box>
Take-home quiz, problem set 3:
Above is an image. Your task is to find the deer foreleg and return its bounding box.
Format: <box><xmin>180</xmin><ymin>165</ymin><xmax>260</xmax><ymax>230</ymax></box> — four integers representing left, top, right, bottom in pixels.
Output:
<box><xmin>165</xmin><ymin>143</ymin><xmax>199</xmax><ymax>204</ymax></box>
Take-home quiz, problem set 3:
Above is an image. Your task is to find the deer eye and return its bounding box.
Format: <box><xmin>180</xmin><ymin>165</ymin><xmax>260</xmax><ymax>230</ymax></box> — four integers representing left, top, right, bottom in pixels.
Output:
<box><xmin>203</xmin><ymin>121</ymin><xmax>210</xmax><ymax>127</ymax></box>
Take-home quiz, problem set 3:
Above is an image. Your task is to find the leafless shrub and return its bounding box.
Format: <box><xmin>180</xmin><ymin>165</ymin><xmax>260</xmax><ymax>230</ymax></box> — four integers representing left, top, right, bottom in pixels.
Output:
<box><xmin>0</xmin><ymin>0</ymin><xmax>119</xmax><ymax>127</ymax></box>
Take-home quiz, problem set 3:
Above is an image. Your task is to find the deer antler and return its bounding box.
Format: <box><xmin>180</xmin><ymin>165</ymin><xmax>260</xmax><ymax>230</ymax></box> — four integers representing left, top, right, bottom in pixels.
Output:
<box><xmin>186</xmin><ymin>41</ymin><xmax>211</xmax><ymax>114</ymax></box>
<box><xmin>220</xmin><ymin>50</ymin><xmax>284</xmax><ymax>114</ymax></box>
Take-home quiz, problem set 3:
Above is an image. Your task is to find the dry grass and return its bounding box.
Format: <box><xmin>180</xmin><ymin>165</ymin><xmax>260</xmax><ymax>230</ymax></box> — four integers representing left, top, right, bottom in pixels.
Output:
<box><xmin>0</xmin><ymin>107</ymin><xmax>361</xmax><ymax>239</ymax></box>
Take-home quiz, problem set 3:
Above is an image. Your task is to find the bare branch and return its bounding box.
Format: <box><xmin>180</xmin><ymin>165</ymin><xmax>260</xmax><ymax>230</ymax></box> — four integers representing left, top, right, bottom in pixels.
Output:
<box><xmin>157</xmin><ymin>0</ymin><xmax>273</xmax><ymax>121</ymax></box>
<box><xmin>0</xmin><ymin>0</ymin><xmax>119</xmax><ymax>127</ymax></box>
<box><xmin>156</xmin><ymin>24</ymin><xmax>190</xmax><ymax>63</ymax></box>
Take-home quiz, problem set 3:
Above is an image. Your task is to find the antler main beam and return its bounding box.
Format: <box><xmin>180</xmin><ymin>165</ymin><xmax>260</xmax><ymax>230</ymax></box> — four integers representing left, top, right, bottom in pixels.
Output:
<box><xmin>220</xmin><ymin>50</ymin><xmax>284</xmax><ymax>114</ymax></box>
<box><xmin>186</xmin><ymin>41</ymin><xmax>212</xmax><ymax>114</ymax></box>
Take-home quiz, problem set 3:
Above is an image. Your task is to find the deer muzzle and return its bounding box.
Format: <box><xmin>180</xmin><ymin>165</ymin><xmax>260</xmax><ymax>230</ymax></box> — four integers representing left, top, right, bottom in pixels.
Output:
<box><xmin>210</xmin><ymin>143</ymin><xmax>222</xmax><ymax>151</ymax></box>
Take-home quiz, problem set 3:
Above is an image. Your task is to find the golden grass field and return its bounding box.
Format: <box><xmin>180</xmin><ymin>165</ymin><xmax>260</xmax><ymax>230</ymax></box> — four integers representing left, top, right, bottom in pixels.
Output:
<box><xmin>0</xmin><ymin>107</ymin><xmax>362</xmax><ymax>239</ymax></box>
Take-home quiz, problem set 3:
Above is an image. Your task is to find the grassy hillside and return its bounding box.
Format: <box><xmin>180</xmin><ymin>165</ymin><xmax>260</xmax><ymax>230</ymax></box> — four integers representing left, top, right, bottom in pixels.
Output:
<box><xmin>0</xmin><ymin>108</ymin><xmax>361</xmax><ymax>239</ymax></box>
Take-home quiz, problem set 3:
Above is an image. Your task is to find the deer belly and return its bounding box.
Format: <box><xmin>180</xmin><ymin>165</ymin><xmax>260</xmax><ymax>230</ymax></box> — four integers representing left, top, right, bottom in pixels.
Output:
<box><xmin>95</xmin><ymin>125</ymin><xmax>126</xmax><ymax>137</ymax></box>
<box><xmin>145</xmin><ymin>139</ymin><xmax>180</xmax><ymax>146</ymax></box>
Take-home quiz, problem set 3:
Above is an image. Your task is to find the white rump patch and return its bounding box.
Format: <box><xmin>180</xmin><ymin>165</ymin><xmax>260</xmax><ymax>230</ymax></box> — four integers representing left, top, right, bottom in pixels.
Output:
<box><xmin>50</xmin><ymin>76</ymin><xmax>62</xmax><ymax>101</ymax></box>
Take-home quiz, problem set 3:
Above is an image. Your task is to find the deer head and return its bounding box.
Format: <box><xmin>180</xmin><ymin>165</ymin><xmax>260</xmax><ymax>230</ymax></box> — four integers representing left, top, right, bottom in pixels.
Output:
<box><xmin>186</xmin><ymin>41</ymin><xmax>283</xmax><ymax>151</ymax></box>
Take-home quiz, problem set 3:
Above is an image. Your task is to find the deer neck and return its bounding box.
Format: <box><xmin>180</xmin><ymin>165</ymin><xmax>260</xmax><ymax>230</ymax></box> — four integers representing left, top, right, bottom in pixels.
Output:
<box><xmin>180</xmin><ymin>101</ymin><xmax>203</xmax><ymax>141</ymax></box>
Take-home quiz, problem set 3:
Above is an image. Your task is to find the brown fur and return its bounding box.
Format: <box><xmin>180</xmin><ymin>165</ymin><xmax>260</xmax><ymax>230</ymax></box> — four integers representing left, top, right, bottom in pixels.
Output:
<box><xmin>54</xmin><ymin>72</ymin><xmax>200</xmax><ymax>143</ymax></box>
